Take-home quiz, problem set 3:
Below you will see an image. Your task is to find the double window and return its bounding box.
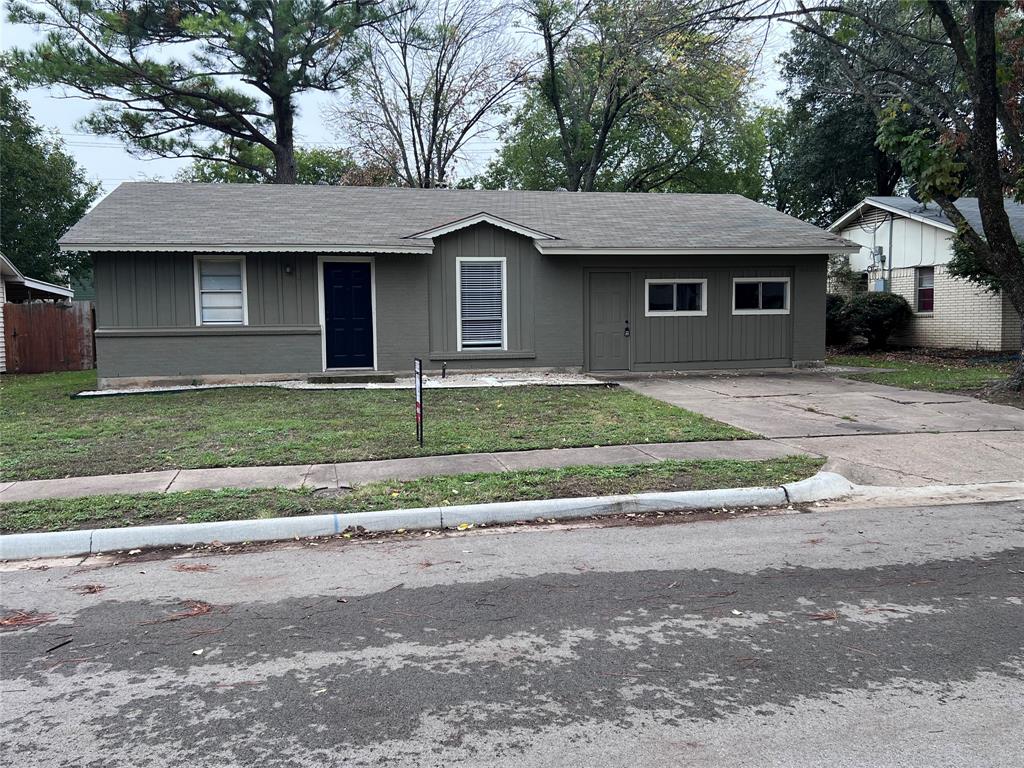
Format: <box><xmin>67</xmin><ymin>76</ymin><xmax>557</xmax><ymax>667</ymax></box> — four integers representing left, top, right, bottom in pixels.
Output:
<box><xmin>457</xmin><ymin>257</ymin><xmax>506</xmax><ymax>350</ymax></box>
<box><xmin>195</xmin><ymin>257</ymin><xmax>247</xmax><ymax>325</ymax></box>
<box><xmin>645</xmin><ymin>279</ymin><xmax>707</xmax><ymax>316</ymax></box>
<box><xmin>916</xmin><ymin>267</ymin><xmax>934</xmax><ymax>312</ymax></box>
<box><xmin>732</xmin><ymin>278</ymin><xmax>790</xmax><ymax>315</ymax></box>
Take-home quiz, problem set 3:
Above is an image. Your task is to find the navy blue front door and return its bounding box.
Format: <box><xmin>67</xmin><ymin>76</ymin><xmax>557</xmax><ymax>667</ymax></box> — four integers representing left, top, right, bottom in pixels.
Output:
<box><xmin>324</xmin><ymin>262</ymin><xmax>374</xmax><ymax>368</ymax></box>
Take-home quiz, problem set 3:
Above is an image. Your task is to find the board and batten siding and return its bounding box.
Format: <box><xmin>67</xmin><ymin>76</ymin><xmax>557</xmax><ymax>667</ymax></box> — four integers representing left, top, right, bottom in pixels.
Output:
<box><xmin>90</xmin><ymin>228</ymin><xmax>829</xmax><ymax>385</ymax></box>
<box><xmin>628</xmin><ymin>266</ymin><xmax>793</xmax><ymax>367</ymax></box>
<box><xmin>94</xmin><ymin>252</ymin><xmax>319</xmax><ymax>328</ymax></box>
<box><xmin>580</xmin><ymin>254</ymin><xmax>824</xmax><ymax>370</ymax></box>
<box><xmin>427</xmin><ymin>224</ymin><xmax>535</xmax><ymax>360</ymax></box>
<box><xmin>93</xmin><ymin>252</ymin><xmax>322</xmax><ymax>382</ymax></box>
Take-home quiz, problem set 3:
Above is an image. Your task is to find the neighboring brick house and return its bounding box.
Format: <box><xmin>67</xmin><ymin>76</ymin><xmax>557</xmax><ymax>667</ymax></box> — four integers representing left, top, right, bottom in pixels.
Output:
<box><xmin>830</xmin><ymin>197</ymin><xmax>1022</xmax><ymax>352</ymax></box>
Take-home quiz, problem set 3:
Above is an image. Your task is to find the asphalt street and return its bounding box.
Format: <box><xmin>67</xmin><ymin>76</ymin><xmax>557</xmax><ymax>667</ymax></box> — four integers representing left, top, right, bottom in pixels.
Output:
<box><xmin>2</xmin><ymin>500</ymin><xmax>1022</xmax><ymax>767</ymax></box>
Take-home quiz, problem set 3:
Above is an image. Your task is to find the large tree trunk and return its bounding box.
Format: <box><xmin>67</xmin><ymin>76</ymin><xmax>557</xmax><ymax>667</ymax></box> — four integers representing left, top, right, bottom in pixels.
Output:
<box><xmin>272</xmin><ymin>95</ymin><xmax>298</xmax><ymax>184</ymax></box>
<box><xmin>1013</xmin><ymin>322</ymin><xmax>1024</xmax><ymax>392</ymax></box>
<box><xmin>969</xmin><ymin>2</ymin><xmax>1024</xmax><ymax>391</ymax></box>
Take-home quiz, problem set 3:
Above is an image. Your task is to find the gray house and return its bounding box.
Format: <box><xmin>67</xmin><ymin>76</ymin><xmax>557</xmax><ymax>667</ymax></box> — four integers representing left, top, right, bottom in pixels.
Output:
<box><xmin>59</xmin><ymin>183</ymin><xmax>857</xmax><ymax>388</ymax></box>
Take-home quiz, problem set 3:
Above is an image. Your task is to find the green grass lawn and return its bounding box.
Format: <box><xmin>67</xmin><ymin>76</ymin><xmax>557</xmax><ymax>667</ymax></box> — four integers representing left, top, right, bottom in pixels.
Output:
<box><xmin>829</xmin><ymin>353</ymin><xmax>1013</xmax><ymax>392</ymax></box>
<box><xmin>0</xmin><ymin>456</ymin><xmax>823</xmax><ymax>534</ymax></box>
<box><xmin>0</xmin><ymin>371</ymin><xmax>752</xmax><ymax>482</ymax></box>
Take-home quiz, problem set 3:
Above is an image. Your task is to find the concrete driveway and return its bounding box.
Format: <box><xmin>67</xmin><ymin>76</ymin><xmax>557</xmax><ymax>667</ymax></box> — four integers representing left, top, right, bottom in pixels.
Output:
<box><xmin>622</xmin><ymin>371</ymin><xmax>1024</xmax><ymax>486</ymax></box>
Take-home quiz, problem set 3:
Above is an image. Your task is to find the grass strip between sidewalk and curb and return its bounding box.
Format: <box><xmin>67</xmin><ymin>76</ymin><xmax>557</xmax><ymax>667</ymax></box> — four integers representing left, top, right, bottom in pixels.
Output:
<box><xmin>0</xmin><ymin>456</ymin><xmax>823</xmax><ymax>534</ymax></box>
<box><xmin>0</xmin><ymin>371</ymin><xmax>753</xmax><ymax>482</ymax></box>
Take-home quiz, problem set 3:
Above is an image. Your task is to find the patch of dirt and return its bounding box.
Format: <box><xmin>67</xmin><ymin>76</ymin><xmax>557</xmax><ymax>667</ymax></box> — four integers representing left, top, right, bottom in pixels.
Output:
<box><xmin>311</xmin><ymin>487</ymin><xmax>352</xmax><ymax>499</ymax></box>
<box><xmin>830</xmin><ymin>344</ymin><xmax>1018</xmax><ymax>368</ymax></box>
<box><xmin>956</xmin><ymin>386</ymin><xmax>1024</xmax><ymax>410</ymax></box>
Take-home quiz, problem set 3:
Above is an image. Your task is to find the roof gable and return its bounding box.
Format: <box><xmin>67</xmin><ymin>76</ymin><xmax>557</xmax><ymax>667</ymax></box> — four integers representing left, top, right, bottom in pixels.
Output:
<box><xmin>831</xmin><ymin>196</ymin><xmax>1024</xmax><ymax>239</ymax></box>
<box><xmin>406</xmin><ymin>212</ymin><xmax>557</xmax><ymax>241</ymax></box>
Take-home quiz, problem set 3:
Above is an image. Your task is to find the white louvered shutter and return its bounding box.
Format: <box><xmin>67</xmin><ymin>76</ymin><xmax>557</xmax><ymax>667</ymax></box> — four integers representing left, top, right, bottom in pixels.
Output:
<box><xmin>459</xmin><ymin>260</ymin><xmax>504</xmax><ymax>348</ymax></box>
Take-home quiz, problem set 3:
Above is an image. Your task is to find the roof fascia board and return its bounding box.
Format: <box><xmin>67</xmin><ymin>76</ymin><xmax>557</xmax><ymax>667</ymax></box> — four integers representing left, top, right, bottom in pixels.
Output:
<box><xmin>534</xmin><ymin>244</ymin><xmax>861</xmax><ymax>256</ymax></box>
<box><xmin>407</xmin><ymin>212</ymin><xmax>557</xmax><ymax>241</ymax></box>
<box><xmin>58</xmin><ymin>243</ymin><xmax>434</xmax><ymax>254</ymax></box>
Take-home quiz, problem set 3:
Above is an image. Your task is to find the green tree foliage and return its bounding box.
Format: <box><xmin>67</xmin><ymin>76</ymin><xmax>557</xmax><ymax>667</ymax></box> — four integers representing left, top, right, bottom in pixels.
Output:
<box><xmin>763</xmin><ymin>26</ymin><xmax>905</xmax><ymax>227</ymax></box>
<box><xmin>0</xmin><ymin>76</ymin><xmax>99</xmax><ymax>284</ymax></box>
<box><xmin>177</xmin><ymin>143</ymin><xmax>394</xmax><ymax>186</ymax></box>
<box><xmin>8</xmin><ymin>0</ymin><xmax>388</xmax><ymax>183</ymax></box>
<box><xmin>488</xmin><ymin>0</ymin><xmax>753</xmax><ymax>193</ymax></box>
<box><xmin>778</xmin><ymin>0</ymin><xmax>1022</xmax><ymax>386</ymax></box>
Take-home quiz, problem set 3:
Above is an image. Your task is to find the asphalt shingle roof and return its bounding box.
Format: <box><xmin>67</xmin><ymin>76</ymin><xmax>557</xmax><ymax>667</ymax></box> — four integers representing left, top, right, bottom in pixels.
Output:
<box><xmin>862</xmin><ymin>196</ymin><xmax>1024</xmax><ymax>238</ymax></box>
<box><xmin>61</xmin><ymin>182</ymin><xmax>857</xmax><ymax>253</ymax></box>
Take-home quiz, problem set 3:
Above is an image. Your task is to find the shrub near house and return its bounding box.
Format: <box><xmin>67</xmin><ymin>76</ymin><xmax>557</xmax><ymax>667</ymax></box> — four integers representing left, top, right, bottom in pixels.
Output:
<box><xmin>846</xmin><ymin>293</ymin><xmax>913</xmax><ymax>349</ymax></box>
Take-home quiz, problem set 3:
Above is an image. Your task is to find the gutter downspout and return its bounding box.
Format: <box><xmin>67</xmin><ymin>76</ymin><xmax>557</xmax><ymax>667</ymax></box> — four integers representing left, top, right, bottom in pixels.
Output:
<box><xmin>887</xmin><ymin>213</ymin><xmax>894</xmax><ymax>290</ymax></box>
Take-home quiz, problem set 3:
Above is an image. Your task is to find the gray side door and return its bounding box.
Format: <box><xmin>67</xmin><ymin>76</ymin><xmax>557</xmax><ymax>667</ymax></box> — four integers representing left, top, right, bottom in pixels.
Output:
<box><xmin>588</xmin><ymin>272</ymin><xmax>631</xmax><ymax>371</ymax></box>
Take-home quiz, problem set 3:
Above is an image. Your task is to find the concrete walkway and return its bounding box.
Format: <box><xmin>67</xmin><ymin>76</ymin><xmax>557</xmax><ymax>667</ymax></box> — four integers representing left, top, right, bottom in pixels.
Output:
<box><xmin>622</xmin><ymin>371</ymin><xmax>1024</xmax><ymax>486</ymax></box>
<box><xmin>0</xmin><ymin>439</ymin><xmax>797</xmax><ymax>503</ymax></box>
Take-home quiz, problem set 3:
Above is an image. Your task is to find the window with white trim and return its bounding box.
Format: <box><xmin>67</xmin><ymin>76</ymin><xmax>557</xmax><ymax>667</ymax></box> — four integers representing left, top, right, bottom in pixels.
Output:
<box><xmin>916</xmin><ymin>266</ymin><xmax>934</xmax><ymax>312</ymax></box>
<box><xmin>196</xmin><ymin>257</ymin><xmax>246</xmax><ymax>325</ymax></box>
<box><xmin>732</xmin><ymin>278</ymin><xmax>790</xmax><ymax>314</ymax></box>
<box><xmin>457</xmin><ymin>258</ymin><xmax>506</xmax><ymax>349</ymax></box>
<box><xmin>645</xmin><ymin>279</ymin><xmax>707</xmax><ymax>316</ymax></box>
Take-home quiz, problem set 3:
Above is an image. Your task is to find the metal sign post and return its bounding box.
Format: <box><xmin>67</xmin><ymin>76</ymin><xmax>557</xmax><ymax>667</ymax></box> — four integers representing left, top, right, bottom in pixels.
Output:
<box><xmin>414</xmin><ymin>358</ymin><xmax>424</xmax><ymax>447</ymax></box>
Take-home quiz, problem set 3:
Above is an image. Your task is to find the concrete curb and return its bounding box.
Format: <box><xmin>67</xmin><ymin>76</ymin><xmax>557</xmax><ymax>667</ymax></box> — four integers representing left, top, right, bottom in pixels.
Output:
<box><xmin>781</xmin><ymin>471</ymin><xmax>856</xmax><ymax>503</ymax></box>
<box><xmin>0</xmin><ymin>471</ymin><xmax>851</xmax><ymax>561</ymax></box>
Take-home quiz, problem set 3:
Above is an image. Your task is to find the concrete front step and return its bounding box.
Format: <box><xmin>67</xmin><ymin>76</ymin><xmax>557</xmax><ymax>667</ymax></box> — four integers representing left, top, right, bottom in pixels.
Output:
<box><xmin>307</xmin><ymin>371</ymin><xmax>397</xmax><ymax>384</ymax></box>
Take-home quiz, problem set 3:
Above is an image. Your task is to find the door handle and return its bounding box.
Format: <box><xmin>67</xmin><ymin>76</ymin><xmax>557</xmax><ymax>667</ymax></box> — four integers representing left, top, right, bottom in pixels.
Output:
<box><xmin>623</xmin><ymin>320</ymin><xmax>630</xmax><ymax>338</ymax></box>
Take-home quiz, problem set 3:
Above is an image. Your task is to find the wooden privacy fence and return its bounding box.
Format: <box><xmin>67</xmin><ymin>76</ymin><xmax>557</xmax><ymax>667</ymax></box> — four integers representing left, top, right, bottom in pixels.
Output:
<box><xmin>3</xmin><ymin>301</ymin><xmax>95</xmax><ymax>373</ymax></box>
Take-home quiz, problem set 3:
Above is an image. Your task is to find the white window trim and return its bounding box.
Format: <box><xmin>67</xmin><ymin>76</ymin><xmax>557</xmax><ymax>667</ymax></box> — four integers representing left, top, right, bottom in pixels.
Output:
<box><xmin>194</xmin><ymin>254</ymin><xmax>248</xmax><ymax>326</ymax></box>
<box><xmin>456</xmin><ymin>256</ymin><xmax>508</xmax><ymax>352</ymax></box>
<box><xmin>317</xmin><ymin>255</ymin><xmax>378</xmax><ymax>371</ymax></box>
<box><xmin>644</xmin><ymin>278</ymin><xmax>708</xmax><ymax>317</ymax></box>
<box><xmin>731</xmin><ymin>277</ymin><xmax>791</xmax><ymax>315</ymax></box>
<box><xmin>915</xmin><ymin>266</ymin><xmax>935</xmax><ymax>315</ymax></box>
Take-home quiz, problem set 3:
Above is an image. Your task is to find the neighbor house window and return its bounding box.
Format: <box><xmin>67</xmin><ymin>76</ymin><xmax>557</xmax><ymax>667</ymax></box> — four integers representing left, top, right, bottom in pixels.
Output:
<box><xmin>195</xmin><ymin>257</ymin><xmax>246</xmax><ymax>325</ymax></box>
<box><xmin>732</xmin><ymin>278</ymin><xmax>790</xmax><ymax>314</ymax></box>
<box><xmin>916</xmin><ymin>267</ymin><xmax>934</xmax><ymax>312</ymax></box>
<box><xmin>645</xmin><ymin>279</ymin><xmax>707</xmax><ymax>316</ymax></box>
<box><xmin>457</xmin><ymin>257</ymin><xmax>506</xmax><ymax>350</ymax></box>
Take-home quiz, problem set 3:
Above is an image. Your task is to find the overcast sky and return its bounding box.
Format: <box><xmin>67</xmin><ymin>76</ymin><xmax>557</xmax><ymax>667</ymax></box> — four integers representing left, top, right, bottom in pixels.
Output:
<box><xmin>2</xmin><ymin>13</ymin><xmax>790</xmax><ymax>194</ymax></box>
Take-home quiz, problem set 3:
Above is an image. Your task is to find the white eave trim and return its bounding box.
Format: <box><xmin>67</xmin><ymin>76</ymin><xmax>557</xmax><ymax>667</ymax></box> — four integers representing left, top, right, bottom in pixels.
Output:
<box><xmin>829</xmin><ymin>199</ymin><xmax>957</xmax><ymax>233</ymax></box>
<box><xmin>20</xmin><ymin>277</ymin><xmax>74</xmax><ymax>297</ymax></box>
<box><xmin>58</xmin><ymin>243</ymin><xmax>434</xmax><ymax>254</ymax></box>
<box><xmin>0</xmin><ymin>254</ymin><xmax>74</xmax><ymax>297</ymax></box>
<box><xmin>534</xmin><ymin>244</ymin><xmax>860</xmax><ymax>256</ymax></box>
<box><xmin>407</xmin><ymin>212</ymin><xmax>557</xmax><ymax>241</ymax></box>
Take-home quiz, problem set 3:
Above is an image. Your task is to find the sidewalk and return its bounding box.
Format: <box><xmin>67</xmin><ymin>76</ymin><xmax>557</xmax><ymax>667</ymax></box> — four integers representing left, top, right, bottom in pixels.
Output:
<box><xmin>0</xmin><ymin>439</ymin><xmax>798</xmax><ymax>503</ymax></box>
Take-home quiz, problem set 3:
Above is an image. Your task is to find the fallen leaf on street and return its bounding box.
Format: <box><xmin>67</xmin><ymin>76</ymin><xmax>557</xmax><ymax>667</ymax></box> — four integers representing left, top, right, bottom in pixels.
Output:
<box><xmin>806</xmin><ymin>610</ymin><xmax>841</xmax><ymax>622</ymax></box>
<box><xmin>0</xmin><ymin>611</ymin><xmax>56</xmax><ymax>630</ymax></box>
<box><xmin>69</xmin><ymin>584</ymin><xmax>107</xmax><ymax>595</ymax></box>
<box><xmin>172</xmin><ymin>563</ymin><xmax>217</xmax><ymax>573</ymax></box>
<box><xmin>143</xmin><ymin>600</ymin><xmax>216</xmax><ymax>625</ymax></box>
